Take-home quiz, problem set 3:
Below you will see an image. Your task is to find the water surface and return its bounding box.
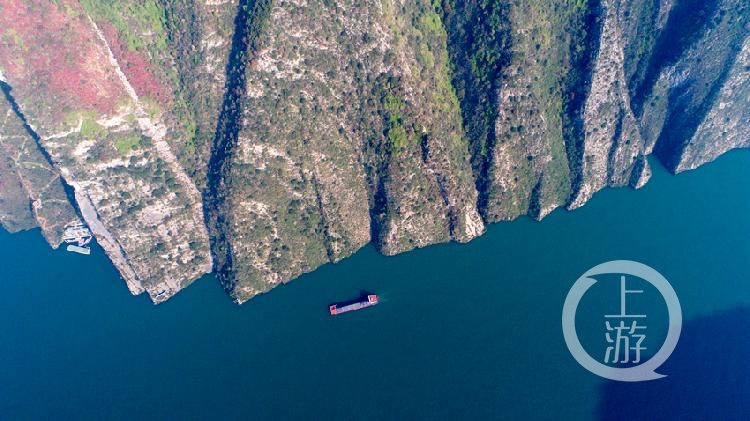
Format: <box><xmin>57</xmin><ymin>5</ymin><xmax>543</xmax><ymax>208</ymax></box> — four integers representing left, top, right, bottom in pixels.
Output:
<box><xmin>1</xmin><ymin>151</ymin><xmax>749</xmax><ymax>420</ymax></box>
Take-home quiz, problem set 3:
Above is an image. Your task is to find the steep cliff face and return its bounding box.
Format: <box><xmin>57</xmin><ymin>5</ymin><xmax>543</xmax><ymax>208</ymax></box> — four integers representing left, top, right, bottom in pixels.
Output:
<box><xmin>638</xmin><ymin>0</ymin><xmax>749</xmax><ymax>172</ymax></box>
<box><xmin>0</xmin><ymin>100</ymin><xmax>43</xmax><ymax>234</ymax></box>
<box><xmin>212</xmin><ymin>0</ymin><xmax>374</xmax><ymax>300</ymax></box>
<box><xmin>208</xmin><ymin>0</ymin><xmax>484</xmax><ymax>302</ymax></box>
<box><xmin>0</xmin><ymin>0</ymin><xmax>212</xmax><ymax>302</ymax></box>
<box><xmin>442</xmin><ymin>0</ymin><xmax>599</xmax><ymax>220</ymax></box>
<box><xmin>676</xmin><ymin>35</ymin><xmax>750</xmax><ymax>172</ymax></box>
<box><xmin>161</xmin><ymin>0</ymin><xmax>240</xmax><ymax>186</ymax></box>
<box><xmin>0</xmin><ymin>93</ymin><xmax>80</xmax><ymax>246</ymax></box>
<box><xmin>0</xmin><ymin>0</ymin><xmax>747</xmax><ymax>303</ymax></box>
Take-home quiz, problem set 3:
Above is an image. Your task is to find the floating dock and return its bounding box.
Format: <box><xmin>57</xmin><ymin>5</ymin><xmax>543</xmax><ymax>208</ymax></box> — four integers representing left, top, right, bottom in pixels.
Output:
<box><xmin>66</xmin><ymin>244</ymin><xmax>91</xmax><ymax>255</ymax></box>
<box><xmin>62</xmin><ymin>221</ymin><xmax>93</xmax><ymax>255</ymax></box>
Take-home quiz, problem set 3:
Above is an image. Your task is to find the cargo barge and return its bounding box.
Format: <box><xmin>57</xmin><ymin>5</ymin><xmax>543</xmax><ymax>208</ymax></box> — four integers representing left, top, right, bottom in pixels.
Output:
<box><xmin>329</xmin><ymin>294</ymin><xmax>378</xmax><ymax>315</ymax></box>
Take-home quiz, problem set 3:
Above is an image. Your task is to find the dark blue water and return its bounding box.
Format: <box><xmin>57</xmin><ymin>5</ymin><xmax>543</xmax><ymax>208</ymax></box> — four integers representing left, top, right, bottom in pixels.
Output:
<box><xmin>1</xmin><ymin>151</ymin><xmax>749</xmax><ymax>420</ymax></box>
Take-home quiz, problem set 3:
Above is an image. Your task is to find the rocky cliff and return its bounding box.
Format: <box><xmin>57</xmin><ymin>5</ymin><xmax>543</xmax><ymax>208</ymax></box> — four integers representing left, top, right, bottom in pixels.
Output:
<box><xmin>0</xmin><ymin>0</ymin><xmax>747</xmax><ymax>303</ymax></box>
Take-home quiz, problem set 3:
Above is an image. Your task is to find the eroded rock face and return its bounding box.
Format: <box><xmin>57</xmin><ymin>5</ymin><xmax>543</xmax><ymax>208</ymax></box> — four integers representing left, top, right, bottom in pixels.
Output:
<box><xmin>0</xmin><ymin>99</ymin><xmax>79</xmax><ymax>246</ymax></box>
<box><xmin>478</xmin><ymin>0</ymin><xmax>582</xmax><ymax>221</ymax></box>
<box><xmin>568</xmin><ymin>0</ymin><xmax>651</xmax><ymax>209</ymax></box>
<box><xmin>676</xmin><ymin>35</ymin><xmax>750</xmax><ymax>173</ymax></box>
<box><xmin>161</xmin><ymin>0</ymin><xmax>241</xmax><ymax>187</ymax></box>
<box><xmin>212</xmin><ymin>0</ymin><xmax>483</xmax><ymax>302</ymax></box>
<box><xmin>0</xmin><ymin>0</ymin><xmax>747</xmax><ymax>303</ymax></box>
<box><xmin>0</xmin><ymin>150</ymin><xmax>36</xmax><ymax>234</ymax></box>
<box><xmin>0</xmin><ymin>105</ymin><xmax>38</xmax><ymax>234</ymax></box>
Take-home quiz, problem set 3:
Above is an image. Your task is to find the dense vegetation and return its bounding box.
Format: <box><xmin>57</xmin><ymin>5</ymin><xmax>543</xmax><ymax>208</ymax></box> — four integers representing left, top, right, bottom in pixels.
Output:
<box><xmin>440</xmin><ymin>0</ymin><xmax>602</xmax><ymax>217</ymax></box>
<box><xmin>560</xmin><ymin>0</ymin><xmax>602</xmax><ymax>200</ymax></box>
<box><xmin>204</xmin><ymin>0</ymin><xmax>272</xmax><ymax>290</ymax></box>
<box><xmin>3</xmin><ymin>0</ymin><xmax>747</xmax><ymax>302</ymax></box>
<box><xmin>439</xmin><ymin>0</ymin><xmax>511</xmax><ymax>214</ymax></box>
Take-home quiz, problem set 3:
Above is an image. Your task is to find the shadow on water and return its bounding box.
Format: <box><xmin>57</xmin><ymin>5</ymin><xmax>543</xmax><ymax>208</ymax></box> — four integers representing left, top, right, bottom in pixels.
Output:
<box><xmin>329</xmin><ymin>290</ymin><xmax>377</xmax><ymax>307</ymax></box>
<box><xmin>597</xmin><ymin>306</ymin><xmax>750</xmax><ymax>420</ymax></box>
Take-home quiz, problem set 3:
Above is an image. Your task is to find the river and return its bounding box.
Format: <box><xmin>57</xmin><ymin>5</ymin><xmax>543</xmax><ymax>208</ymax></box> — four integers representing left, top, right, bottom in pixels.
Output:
<box><xmin>1</xmin><ymin>151</ymin><xmax>748</xmax><ymax>419</ymax></box>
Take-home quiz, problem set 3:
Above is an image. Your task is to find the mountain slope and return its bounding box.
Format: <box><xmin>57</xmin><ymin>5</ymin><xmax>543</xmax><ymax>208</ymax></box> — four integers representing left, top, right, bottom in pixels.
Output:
<box><xmin>0</xmin><ymin>0</ymin><xmax>746</xmax><ymax>303</ymax></box>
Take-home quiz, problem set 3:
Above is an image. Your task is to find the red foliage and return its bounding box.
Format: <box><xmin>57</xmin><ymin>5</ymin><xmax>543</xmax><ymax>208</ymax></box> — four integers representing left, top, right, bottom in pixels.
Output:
<box><xmin>0</xmin><ymin>0</ymin><xmax>128</xmax><ymax>120</ymax></box>
<box><xmin>99</xmin><ymin>23</ymin><xmax>172</xmax><ymax>107</ymax></box>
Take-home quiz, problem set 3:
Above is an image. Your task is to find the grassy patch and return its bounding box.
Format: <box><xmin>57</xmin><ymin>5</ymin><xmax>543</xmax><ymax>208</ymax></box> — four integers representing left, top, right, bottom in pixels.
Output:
<box><xmin>3</xmin><ymin>28</ymin><xmax>24</xmax><ymax>49</ymax></box>
<box><xmin>382</xmin><ymin>92</ymin><xmax>412</xmax><ymax>153</ymax></box>
<box><xmin>114</xmin><ymin>135</ymin><xmax>141</xmax><ymax>155</ymax></box>
<box><xmin>418</xmin><ymin>42</ymin><xmax>435</xmax><ymax>68</ymax></box>
<box><xmin>388</xmin><ymin>124</ymin><xmax>409</xmax><ymax>151</ymax></box>
<box><xmin>421</xmin><ymin>11</ymin><xmax>444</xmax><ymax>34</ymax></box>
<box><xmin>79</xmin><ymin>0</ymin><xmax>168</xmax><ymax>52</ymax></box>
<box><xmin>80</xmin><ymin>116</ymin><xmax>107</xmax><ymax>139</ymax></box>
